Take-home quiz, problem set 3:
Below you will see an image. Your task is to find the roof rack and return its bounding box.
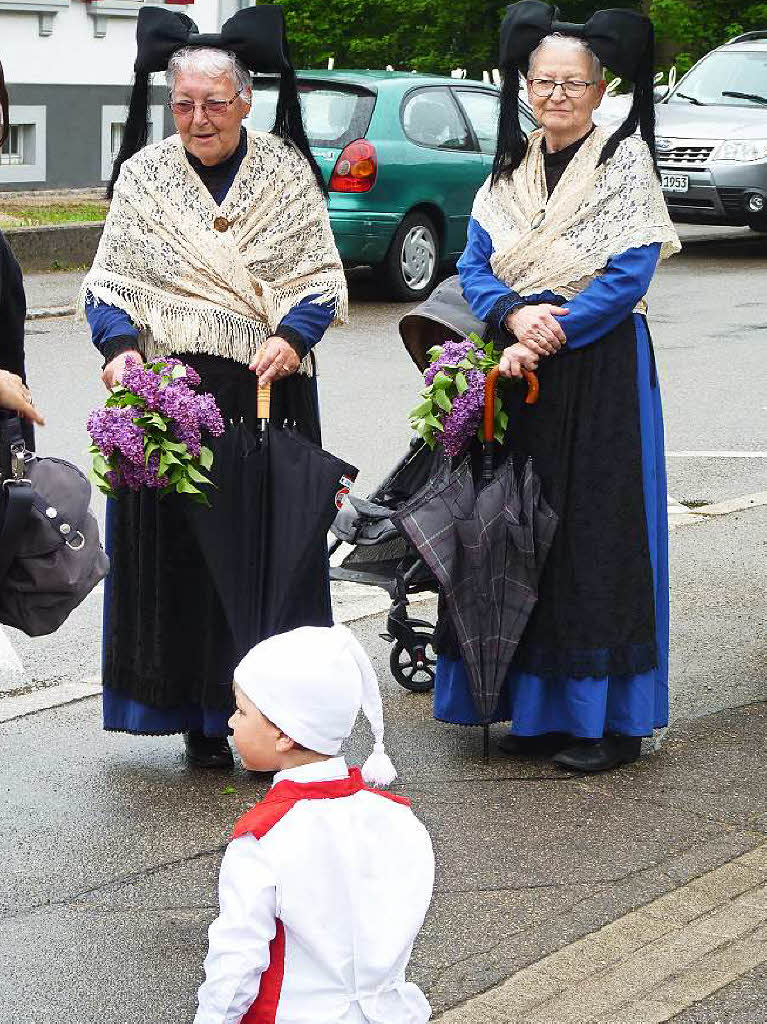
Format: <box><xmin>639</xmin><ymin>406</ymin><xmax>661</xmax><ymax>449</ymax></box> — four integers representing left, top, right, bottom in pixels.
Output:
<box><xmin>726</xmin><ymin>30</ymin><xmax>767</xmax><ymax>44</ymax></box>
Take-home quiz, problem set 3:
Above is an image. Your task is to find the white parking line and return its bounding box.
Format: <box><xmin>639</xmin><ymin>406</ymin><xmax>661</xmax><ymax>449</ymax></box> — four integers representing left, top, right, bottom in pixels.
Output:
<box><xmin>667</xmin><ymin>451</ymin><xmax>767</xmax><ymax>458</ymax></box>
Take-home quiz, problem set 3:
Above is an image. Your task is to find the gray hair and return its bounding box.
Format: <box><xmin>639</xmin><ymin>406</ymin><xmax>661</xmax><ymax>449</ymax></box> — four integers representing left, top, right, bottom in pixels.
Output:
<box><xmin>166</xmin><ymin>47</ymin><xmax>252</xmax><ymax>97</ymax></box>
<box><xmin>529</xmin><ymin>33</ymin><xmax>603</xmax><ymax>80</ymax></box>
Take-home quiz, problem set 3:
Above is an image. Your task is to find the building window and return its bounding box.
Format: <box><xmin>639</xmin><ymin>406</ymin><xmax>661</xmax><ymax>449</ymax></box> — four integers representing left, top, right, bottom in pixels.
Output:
<box><xmin>0</xmin><ymin>125</ymin><xmax>24</xmax><ymax>165</ymax></box>
<box><xmin>101</xmin><ymin>104</ymin><xmax>164</xmax><ymax>181</ymax></box>
<box><xmin>0</xmin><ymin>107</ymin><xmax>46</xmax><ymax>184</ymax></box>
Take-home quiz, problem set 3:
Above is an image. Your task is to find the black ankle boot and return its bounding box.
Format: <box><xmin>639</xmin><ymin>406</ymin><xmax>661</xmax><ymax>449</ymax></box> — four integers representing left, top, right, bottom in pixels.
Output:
<box><xmin>552</xmin><ymin>734</ymin><xmax>642</xmax><ymax>773</ymax></box>
<box><xmin>184</xmin><ymin>730</ymin><xmax>234</xmax><ymax>769</ymax></box>
<box><xmin>497</xmin><ymin>732</ymin><xmax>571</xmax><ymax>758</ymax></box>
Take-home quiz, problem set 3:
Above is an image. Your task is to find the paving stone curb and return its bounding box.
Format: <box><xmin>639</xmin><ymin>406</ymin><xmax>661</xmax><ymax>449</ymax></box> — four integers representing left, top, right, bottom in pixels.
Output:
<box><xmin>435</xmin><ymin>845</ymin><xmax>767</xmax><ymax>1023</ymax></box>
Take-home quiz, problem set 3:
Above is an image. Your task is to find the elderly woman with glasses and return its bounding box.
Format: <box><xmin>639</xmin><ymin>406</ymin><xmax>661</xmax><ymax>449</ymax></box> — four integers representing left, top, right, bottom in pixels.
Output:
<box><xmin>433</xmin><ymin>2</ymin><xmax>681</xmax><ymax>773</ymax></box>
<box><xmin>80</xmin><ymin>6</ymin><xmax>346</xmax><ymax>768</ymax></box>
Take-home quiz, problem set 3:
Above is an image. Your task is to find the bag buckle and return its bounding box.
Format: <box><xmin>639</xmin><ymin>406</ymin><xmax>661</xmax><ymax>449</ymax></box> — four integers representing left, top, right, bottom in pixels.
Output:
<box><xmin>65</xmin><ymin>531</ymin><xmax>86</xmax><ymax>551</ymax></box>
<box><xmin>3</xmin><ymin>441</ymin><xmax>32</xmax><ymax>487</ymax></box>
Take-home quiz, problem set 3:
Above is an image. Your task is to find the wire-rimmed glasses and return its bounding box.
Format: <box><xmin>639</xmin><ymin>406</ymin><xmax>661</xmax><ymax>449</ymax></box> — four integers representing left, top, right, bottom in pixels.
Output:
<box><xmin>527</xmin><ymin>78</ymin><xmax>597</xmax><ymax>99</ymax></box>
<box><xmin>168</xmin><ymin>88</ymin><xmax>243</xmax><ymax>117</ymax></box>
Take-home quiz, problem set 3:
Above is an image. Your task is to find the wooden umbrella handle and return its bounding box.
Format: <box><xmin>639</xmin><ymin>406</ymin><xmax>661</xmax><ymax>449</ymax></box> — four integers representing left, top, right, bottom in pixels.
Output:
<box><xmin>257</xmin><ymin>382</ymin><xmax>271</xmax><ymax>420</ymax></box>
<box><xmin>483</xmin><ymin>367</ymin><xmax>539</xmax><ymax>443</ymax></box>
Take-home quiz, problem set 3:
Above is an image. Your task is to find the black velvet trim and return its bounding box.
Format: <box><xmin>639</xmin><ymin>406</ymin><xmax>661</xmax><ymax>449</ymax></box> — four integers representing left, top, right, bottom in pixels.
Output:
<box><xmin>101</xmin><ymin>335</ymin><xmax>142</xmax><ymax>367</ymax></box>
<box><xmin>274</xmin><ymin>324</ymin><xmax>308</xmax><ymax>359</ymax></box>
<box><xmin>487</xmin><ymin>292</ymin><xmax>527</xmax><ymax>335</ymax></box>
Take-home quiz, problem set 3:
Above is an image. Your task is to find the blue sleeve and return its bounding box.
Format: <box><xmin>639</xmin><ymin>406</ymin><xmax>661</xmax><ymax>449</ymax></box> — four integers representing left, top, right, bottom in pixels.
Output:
<box><xmin>276</xmin><ymin>295</ymin><xmax>334</xmax><ymax>357</ymax></box>
<box><xmin>561</xmin><ymin>244</ymin><xmax>661</xmax><ymax>350</ymax></box>
<box><xmin>457</xmin><ymin>218</ymin><xmax>526</xmax><ymax>330</ymax></box>
<box><xmin>85</xmin><ymin>298</ymin><xmax>138</xmax><ymax>353</ymax></box>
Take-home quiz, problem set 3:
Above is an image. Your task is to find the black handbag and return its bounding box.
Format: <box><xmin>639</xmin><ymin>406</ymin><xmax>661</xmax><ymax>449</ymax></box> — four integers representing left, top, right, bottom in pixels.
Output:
<box><xmin>0</xmin><ymin>413</ymin><xmax>109</xmax><ymax>636</ymax></box>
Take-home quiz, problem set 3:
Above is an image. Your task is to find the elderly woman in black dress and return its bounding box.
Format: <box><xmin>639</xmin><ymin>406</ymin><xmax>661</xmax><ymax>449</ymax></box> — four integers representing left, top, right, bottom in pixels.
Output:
<box><xmin>434</xmin><ymin>2</ymin><xmax>681</xmax><ymax>772</ymax></box>
<box><xmin>81</xmin><ymin>6</ymin><xmax>345</xmax><ymax>768</ymax></box>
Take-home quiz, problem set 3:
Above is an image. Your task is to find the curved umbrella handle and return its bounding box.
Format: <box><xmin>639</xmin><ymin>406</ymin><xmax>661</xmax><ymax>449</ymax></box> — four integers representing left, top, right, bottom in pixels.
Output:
<box><xmin>483</xmin><ymin>366</ymin><xmax>539</xmax><ymax>444</ymax></box>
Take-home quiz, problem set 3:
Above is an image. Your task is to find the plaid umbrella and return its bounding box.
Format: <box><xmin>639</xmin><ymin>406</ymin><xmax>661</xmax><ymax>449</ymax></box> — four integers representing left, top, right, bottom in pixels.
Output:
<box><xmin>394</xmin><ymin>369</ymin><xmax>558</xmax><ymax>757</ymax></box>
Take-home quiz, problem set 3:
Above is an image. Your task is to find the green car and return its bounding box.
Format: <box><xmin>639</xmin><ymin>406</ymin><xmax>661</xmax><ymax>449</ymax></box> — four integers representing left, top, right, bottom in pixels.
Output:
<box><xmin>249</xmin><ymin>70</ymin><xmax>536</xmax><ymax>300</ymax></box>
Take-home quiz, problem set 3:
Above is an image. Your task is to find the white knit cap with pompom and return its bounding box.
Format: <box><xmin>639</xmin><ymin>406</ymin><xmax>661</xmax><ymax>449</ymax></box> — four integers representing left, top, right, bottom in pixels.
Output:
<box><xmin>233</xmin><ymin>623</ymin><xmax>397</xmax><ymax>787</ymax></box>
<box><xmin>340</xmin><ymin>626</ymin><xmax>397</xmax><ymax>787</ymax></box>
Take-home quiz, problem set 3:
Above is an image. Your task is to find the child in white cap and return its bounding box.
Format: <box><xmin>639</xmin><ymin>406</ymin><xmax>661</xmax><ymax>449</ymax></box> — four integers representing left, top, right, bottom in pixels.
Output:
<box><xmin>194</xmin><ymin>623</ymin><xmax>435</xmax><ymax>1024</ymax></box>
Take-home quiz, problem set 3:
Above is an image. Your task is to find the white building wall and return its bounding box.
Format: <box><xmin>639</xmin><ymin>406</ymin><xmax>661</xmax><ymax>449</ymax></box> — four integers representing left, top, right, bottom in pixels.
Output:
<box><xmin>1</xmin><ymin>0</ymin><xmax>223</xmax><ymax>87</ymax></box>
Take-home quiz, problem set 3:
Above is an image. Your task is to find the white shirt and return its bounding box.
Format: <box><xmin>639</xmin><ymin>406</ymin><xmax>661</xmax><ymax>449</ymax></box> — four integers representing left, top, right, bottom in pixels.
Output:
<box><xmin>194</xmin><ymin>757</ymin><xmax>435</xmax><ymax>1024</ymax></box>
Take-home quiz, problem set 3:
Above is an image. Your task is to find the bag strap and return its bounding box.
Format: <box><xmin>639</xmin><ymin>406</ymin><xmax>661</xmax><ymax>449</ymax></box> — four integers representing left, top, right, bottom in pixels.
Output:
<box><xmin>0</xmin><ymin>414</ymin><xmax>34</xmax><ymax>583</ymax></box>
<box><xmin>0</xmin><ymin>483</ymin><xmax>34</xmax><ymax>583</ymax></box>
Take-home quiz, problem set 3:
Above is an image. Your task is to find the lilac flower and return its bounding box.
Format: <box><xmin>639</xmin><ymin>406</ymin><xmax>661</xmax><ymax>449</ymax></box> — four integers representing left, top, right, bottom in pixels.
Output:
<box><xmin>86</xmin><ymin>407</ymin><xmax>146</xmax><ymax>466</ymax></box>
<box><xmin>87</xmin><ymin>358</ymin><xmax>224</xmax><ymax>499</ymax></box>
<box><xmin>441</xmin><ymin>369</ymin><xmax>485</xmax><ymax>458</ymax></box>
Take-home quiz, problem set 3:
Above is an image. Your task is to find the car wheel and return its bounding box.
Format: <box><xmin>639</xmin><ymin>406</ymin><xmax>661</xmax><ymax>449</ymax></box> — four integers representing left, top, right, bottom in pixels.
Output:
<box><xmin>383</xmin><ymin>212</ymin><xmax>440</xmax><ymax>301</ymax></box>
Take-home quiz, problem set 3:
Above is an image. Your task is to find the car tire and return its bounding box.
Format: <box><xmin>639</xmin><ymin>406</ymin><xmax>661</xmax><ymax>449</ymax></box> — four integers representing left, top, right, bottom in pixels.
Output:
<box><xmin>383</xmin><ymin>212</ymin><xmax>441</xmax><ymax>301</ymax></box>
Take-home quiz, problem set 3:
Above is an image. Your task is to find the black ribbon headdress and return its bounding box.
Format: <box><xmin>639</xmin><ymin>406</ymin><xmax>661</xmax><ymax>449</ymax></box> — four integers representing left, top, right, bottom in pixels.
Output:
<box><xmin>493</xmin><ymin>0</ymin><xmax>658</xmax><ymax>184</ymax></box>
<box><xmin>109</xmin><ymin>4</ymin><xmax>324</xmax><ymax>196</ymax></box>
<box><xmin>0</xmin><ymin>59</ymin><xmax>10</xmax><ymax>149</ymax></box>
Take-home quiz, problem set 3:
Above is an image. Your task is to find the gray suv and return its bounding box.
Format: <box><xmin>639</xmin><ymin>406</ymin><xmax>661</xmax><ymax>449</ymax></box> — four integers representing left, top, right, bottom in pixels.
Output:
<box><xmin>654</xmin><ymin>32</ymin><xmax>767</xmax><ymax>232</ymax></box>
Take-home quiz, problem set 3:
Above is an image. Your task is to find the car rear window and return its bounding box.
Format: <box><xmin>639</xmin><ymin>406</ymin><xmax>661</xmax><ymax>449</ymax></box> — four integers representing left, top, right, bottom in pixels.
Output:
<box><xmin>249</xmin><ymin>79</ymin><xmax>376</xmax><ymax>148</ymax></box>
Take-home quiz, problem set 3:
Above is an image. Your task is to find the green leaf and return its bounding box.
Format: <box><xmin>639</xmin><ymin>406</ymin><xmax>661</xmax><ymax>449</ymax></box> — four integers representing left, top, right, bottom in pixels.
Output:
<box><xmin>498</xmin><ymin>410</ymin><xmax>509</xmax><ymax>431</ymax></box>
<box><xmin>409</xmin><ymin>399</ymin><xmax>433</xmax><ymax>419</ymax></box>
<box><xmin>170</xmin><ymin>363</ymin><xmax>187</xmax><ymax>380</ymax></box>
<box><xmin>433</xmin><ymin>371</ymin><xmax>451</xmax><ymax>389</ymax></box>
<box><xmin>199</xmin><ymin>446</ymin><xmax>214</xmax><ymax>471</ymax></box>
<box><xmin>434</xmin><ymin>389</ymin><xmax>452</xmax><ymax>413</ymax></box>
<box><xmin>92</xmin><ymin>454</ymin><xmax>109</xmax><ymax>476</ymax></box>
<box><xmin>186</xmin><ymin>465</ymin><xmax>212</xmax><ymax>485</ymax></box>
<box><xmin>222</xmin><ymin>785</ymin><xmax>236</xmax><ymax>795</ymax></box>
<box><xmin>455</xmin><ymin>372</ymin><xmax>468</xmax><ymax>394</ymax></box>
<box><xmin>176</xmin><ymin>478</ymin><xmax>202</xmax><ymax>496</ymax></box>
<box><xmin>494</xmin><ymin>429</ymin><xmax>505</xmax><ymax>444</ymax></box>
<box><xmin>425</xmin><ymin>345</ymin><xmax>443</xmax><ymax>361</ymax></box>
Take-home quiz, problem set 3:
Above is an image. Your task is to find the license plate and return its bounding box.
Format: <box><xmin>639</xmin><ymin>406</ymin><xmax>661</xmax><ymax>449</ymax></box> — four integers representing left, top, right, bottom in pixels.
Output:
<box><xmin>662</xmin><ymin>173</ymin><xmax>689</xmax><ymax>193</ymax></box>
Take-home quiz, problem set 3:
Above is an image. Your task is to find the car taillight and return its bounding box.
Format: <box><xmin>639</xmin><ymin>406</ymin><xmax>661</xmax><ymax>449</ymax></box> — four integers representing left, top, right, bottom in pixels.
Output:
<box><xmin>329</xmin><ymin>139</ymin><xmax>378</xmax><ymax>193</ymax></box>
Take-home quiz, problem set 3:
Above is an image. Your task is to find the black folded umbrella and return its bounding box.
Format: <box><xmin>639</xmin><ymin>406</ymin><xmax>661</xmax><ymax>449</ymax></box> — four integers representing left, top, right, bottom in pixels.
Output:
<box><xmin>394</xmin><ymin>368</ymin><xmax>557</xmax><ymax>759</ymax></box>
<box><xmin>188</xmin><ymin>385</ymin><xmax>357</xmax><ymax>659</ymax></box>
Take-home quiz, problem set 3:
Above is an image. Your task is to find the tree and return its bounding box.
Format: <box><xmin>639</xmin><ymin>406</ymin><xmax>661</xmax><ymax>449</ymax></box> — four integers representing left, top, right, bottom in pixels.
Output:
<box><xmin>650</xmin><ymin>0</ymin><xmax>767</xmax><ymax>73</ymax></box>
<box><xmin>282</xmin><ymin>0</ymin><xmax>640</xmax><ymax>77</ymax></box>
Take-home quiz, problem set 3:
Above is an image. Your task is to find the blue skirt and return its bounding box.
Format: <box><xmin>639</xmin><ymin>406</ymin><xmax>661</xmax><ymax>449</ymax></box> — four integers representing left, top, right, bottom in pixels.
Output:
<box><xmin>433</xmin><ymin>318</ymin><xmax>669</xmax><ymax>738</ymax></box>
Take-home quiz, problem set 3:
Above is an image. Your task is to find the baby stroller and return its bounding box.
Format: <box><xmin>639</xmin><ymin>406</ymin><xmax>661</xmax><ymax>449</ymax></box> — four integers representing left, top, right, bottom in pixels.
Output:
<box><xmin>329</xmin><ymin>276</ymin><xmax>487</xmax><ymax>693</ymax></box>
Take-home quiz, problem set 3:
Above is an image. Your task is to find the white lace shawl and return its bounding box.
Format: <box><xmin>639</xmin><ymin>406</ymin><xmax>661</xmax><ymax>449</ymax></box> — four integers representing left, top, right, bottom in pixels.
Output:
<box><xmin>79</xmin><ymin>130</ymin><xmax>348</xmax><ymax>373</ymax></box>
<box><xmin>471</xmin><ymin>126</ymin><xmax>681</xmax><ymax>307</ymax></box>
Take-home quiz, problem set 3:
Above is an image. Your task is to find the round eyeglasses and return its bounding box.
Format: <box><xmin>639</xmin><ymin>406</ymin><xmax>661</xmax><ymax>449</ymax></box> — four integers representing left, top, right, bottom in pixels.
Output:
<box><xmin>168</xmin><ymin>88</ymin><xmax>243</xmax><ymax>117</ymax></box>
<box><xmin>528</xmin><ymin>78</ymin><xmax>597</xmax><ymax>99</ymax></box>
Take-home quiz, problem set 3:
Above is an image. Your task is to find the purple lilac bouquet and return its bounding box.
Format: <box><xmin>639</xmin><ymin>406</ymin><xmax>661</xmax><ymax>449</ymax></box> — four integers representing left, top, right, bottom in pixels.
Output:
<box><xmin>409</xmin><ymin>334</ymin><xmax>509</xmax><ymax>458</ymax></box>
<box><xmin>87</xmin><ymin>357</ymin><xmax>225</xmax><ymax>504</ymax></box>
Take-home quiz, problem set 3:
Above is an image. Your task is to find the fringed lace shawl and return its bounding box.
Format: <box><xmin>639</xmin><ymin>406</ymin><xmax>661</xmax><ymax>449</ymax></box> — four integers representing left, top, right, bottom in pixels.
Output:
<box><xmin>79</xmin><ymin>131</ymin><xmax>348</xmax><ymax>373</ymax></box>
<box><xmin>472</xmin><ymin>127</ymin><xmax>681</xmax><ymax>310</ymax></box>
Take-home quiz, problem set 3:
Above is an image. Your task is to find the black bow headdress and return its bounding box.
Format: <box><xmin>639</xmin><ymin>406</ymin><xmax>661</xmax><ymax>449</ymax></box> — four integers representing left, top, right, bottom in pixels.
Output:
<box><xmin>492</xmin><ymin>1</ymin><xmax>658</xmax><ymax>184</ymax></box>
<box><xmin>109</xmin><ymin>4</ymin><xmax>324</xmax><ymax>196</ymax></box>
<box><xmin>0</xmin><ymin>59</ymin><xmax>9</xmax><ymax>149</ymax></box>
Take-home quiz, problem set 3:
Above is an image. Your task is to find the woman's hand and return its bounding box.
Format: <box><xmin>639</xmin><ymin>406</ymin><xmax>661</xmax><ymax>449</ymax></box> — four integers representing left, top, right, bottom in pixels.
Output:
<box><xmin>499</xmin><ymin>343</ymin><xmax>540</xmax><ymax>379</ymax></box>
<box><xmin>0</xmin><ymin>370</ymin><xmax>45</xmax><ymax>425</ymax></box>
<box><xmin>505</xmin><ymin>303</ymin><xmax>570</xmax><ymax>356</ymax></box>
<box><xmin>102</xmin><ymin>350</ymin><xmax>143</xmax><ymax>390</ymax></box>
<box><xmin>249</xmin><ymin>337</ymin><xmax>300</xmax><ymax>385</ymax></box>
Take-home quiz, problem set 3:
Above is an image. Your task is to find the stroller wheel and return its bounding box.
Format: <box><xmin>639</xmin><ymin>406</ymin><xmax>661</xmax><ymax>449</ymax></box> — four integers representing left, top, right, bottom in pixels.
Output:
<box><xmin>390</xmin><ymin>636</ymin><xmax>435</xmax><ymax>693</ymax></box>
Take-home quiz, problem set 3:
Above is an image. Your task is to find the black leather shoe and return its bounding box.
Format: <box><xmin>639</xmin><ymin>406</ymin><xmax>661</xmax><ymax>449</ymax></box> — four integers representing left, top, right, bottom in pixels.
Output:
<box><xmin>184</xmin><ymin>730</ymin><xmax>234</xmax><ymax>769</ymax></box>
<box><xmin>552</xmin><ymin>734</ymin><xmax>642</xmax><ymax>773</ymax></box>
<box><xmin>497</xmin><ymin>732</ymin><xmax>571</xmax><ymax>758</ymax></box>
